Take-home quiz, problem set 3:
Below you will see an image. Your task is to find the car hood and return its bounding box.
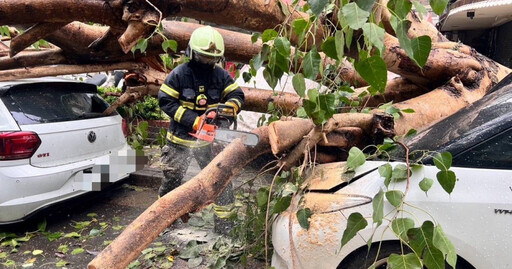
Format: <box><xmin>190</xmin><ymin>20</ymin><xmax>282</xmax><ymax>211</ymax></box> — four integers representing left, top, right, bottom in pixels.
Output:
<box><xmin>303</xmin><ymin>161</ymin><xmax>383</xmax><ymax>191</ymax></box>
<box><xmin>300</xmin><ymin>161</ymin><xmax>384</xmax><ymax>214</ymax></box>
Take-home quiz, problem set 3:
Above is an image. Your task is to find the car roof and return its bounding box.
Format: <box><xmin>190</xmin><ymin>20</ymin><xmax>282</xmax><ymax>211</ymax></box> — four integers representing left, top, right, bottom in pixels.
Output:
<box><xmin>0</xmin><ymin>77</ymin><xmax>84</xmax><ymax>88</ymax></box>
<box><xmin>0</xmin><ymin>77</ymin><xmax>98</xmax><ymax>97</ymax></box>
<box><xmin>404</xmin><ymin>73</ymin><xmax>512</xmax><ymax>158</ymax></box>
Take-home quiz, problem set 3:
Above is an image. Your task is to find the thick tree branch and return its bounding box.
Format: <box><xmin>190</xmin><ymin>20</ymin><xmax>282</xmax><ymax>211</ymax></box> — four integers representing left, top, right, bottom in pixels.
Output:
<box><xmin>0</xmin><ymin>62</ymin><xmax>146</xmax><ymax>82</ymax></box>
<box><xmin>9</xmin><ymin>22</ymin><xmax>69</xmax><ymax>57</ymax></box>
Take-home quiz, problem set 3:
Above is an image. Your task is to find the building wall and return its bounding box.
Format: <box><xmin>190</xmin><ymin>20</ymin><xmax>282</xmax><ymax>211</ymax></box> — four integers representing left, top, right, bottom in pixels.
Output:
<box><xmin>493</xmin><ymin>21</ymin><xmax>512</xmax><ymax>68</ymax></box>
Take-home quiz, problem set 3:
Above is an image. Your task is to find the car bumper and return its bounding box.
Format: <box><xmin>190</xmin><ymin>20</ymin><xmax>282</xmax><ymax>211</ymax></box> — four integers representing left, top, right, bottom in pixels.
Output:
<box><xmin>0</xmin><ymin>145</ymin><xmax>143</xmax><ymax>223</ymax></box>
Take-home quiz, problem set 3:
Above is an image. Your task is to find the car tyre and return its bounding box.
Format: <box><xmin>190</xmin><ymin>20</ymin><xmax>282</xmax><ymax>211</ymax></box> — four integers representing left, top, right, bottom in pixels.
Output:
<box><xmin>338</xmin><ymin>241</ymin><xmax>475</xmax><ymax>269</ymax></box>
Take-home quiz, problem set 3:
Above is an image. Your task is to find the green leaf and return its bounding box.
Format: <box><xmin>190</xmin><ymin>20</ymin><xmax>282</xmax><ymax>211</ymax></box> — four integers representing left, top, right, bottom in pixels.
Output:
<box><xmin>86</xmin><ymin>213</ymin><xmax>97</xmax><ymax>218</ymax></box>
<box><xmin>388</xmin><ymin>0</ymin><xmax>412</xmax><ymax>19</ymax></box>
<box><xmin>379</xmin><ymin>164</ymin><xmax>393</xmax><ymax>186</ymax></box>
<box><xmin>57</xmin><ymin>245</ymin><xmax>69</xmax><ymax>254</ymax></box>
<box><xmin>262</xmin><ymin>29</ymin><xmax>278</xmax><ymax>43</ymax></box>
<box><xmin>297</xmin><ymin>208</ymin><xmax>312</xmax><ymax>230</ymax></box>
<box><xmin>387</xmin><ymin>253</ymin><xmax>422</xmax><ymax>269</ymax></box>
<box><xmin>263</xmin><ymin>66</ymin><xmax>278</xmax><ymax>89</ymax></box>
<box><xmin>419</xmin><ymin>177</ymin><xmax>434</xmax><ymax>194</ymax></box>
<box><xmin>144</xmin><ymin>253</ymin><xmax>156</xmax><ymax>260</ymax></box>
<box><xmin>257</xmin><ymin>187</ymin><xmax>269</xmax><ymax>208</ymax></box>
<box><xmin>391</xmin><ymin>218</ymin><xmax>415</xmax><ymax>241</ymax></box>
<box><xmin>32</xmin><ymin>250</ymin><xmax>43</xmax><ymax>256</ymax></box>
<box><xmin>273</xmin><ymin>49</ymin><xmax>289</xmax><ymax>73</ymax></box>
<box><xmin>317</xmin><ymin>93</ymin><xmax>336</xmax><ymax>121</ymax></box>
<box><xmin>386</xmin><ymin>190</ymin><xmax>404</xmax><ymax>207</ymax></box>
<box><xmin>355</xmin><ymin>55</ymin><xmax>387</xmax><ymax>93</ymax></box>
<box><xmin>274</xmin><ymin>37</ymin><xmax>291</xmax><ymax>58</ymax></box>
<box><xmin>71</xmin><ymin>248</ymin><xmax>84</xmax><ymax>255</ymax></box>
<box><xmin>277</xmin><ymin>0</ymin><xmax>291</xmax><ymax>16</ymax></box>
<box><xmin>303</xmin><ymin>47</ymin><xmax>321</xmax><ymax>80</ymax></box>
<box><xmin>433</xmin><ymin>152</ymin><xmax>452</xmax><ymax>171</ymax></box>
<box><xmin>309</xmin><ymin>0</ymin><xmax>329</xmax><ymax>16</ymax></box>
<box><xmin>341</xmin><ymin>212</ymin><xmax>368</xmax><ymax>247</ymax></box>
<box><xmin>401</xmin><ymin>108</ymin><xmax>415</xmax><ymax>113</ymax></box>
<box><xmin>424</xmin><ymin>246</ymin><xmax>445</xmax><ymax>269</ymax></box>
<box><xmin>372</xmin><ymin>189</ymin><xmax>384</xmax><ymax>225</ymax></box>
<box><xmin>391</xmin><ymin>164</ymin><xmax>409</xmax><ymax>182</ymax></box>
<box><xmin>430</xmin><ymin>0</ymin><xmax>449</xmax><ymax>15</ymax></box>
<box><xmin>362</xmin><ymin>23</ymin><xmax>385</xmax><ymax>55</ymax></box>
<box><xmin>292</xmin><ymin>73</ymin><xmax>306</xmax><ymax>98</ymax></box>
<box><xmin>335</xmin><ymin>31</ymin><xmax>345</xmax><ymax>61</ymax></box>
<box><xmin>188</xmin><ymin>257</ymin><xmax>203</xmax><ymax>267</ymax></box>
<box><xmin>251</xmin><ymin>54</ymin><xmax>264</xmax><ymax>72</ymax></box>
<box><xmin>56</xmin><ymin>260</ymin><xmax>69</xmax><ymax>268</ymax></box>
<box><xmin>179</xmin><ymin>241</ymin><xmax>201</xmax><ymax>259</ymax></box>
<box><xmin>407</xmin><ymin>227</ymin><xmax>426</xmax><ymax>256</ymax></box>
<box><xmin>346</xmin><ymin>147</ymin><xmax>366</xmax><ymax>170</ymax></box>
<box><xmin>293</xmin><ymin>18</ymin><xmax>309</xmax><ymax>36</ymax></box>
<box><xmin>356</xmin><ymin>0</ymin><xmax>376</xmax><ymax>12</ymax></box>
<box><xmin>162</xmin><ymin>40</ymin><xmax>178</xmax><ymax>53</ymax></box>
<box><xmin>321</xmin><ymin>37</ymin><xmax>338</xmax><ymax>60</ymax></box>
<box><xmin>405</xmin><ymin>129</ymin><xmax>417</xmax><ymax>137</ymax></box>
<box><xmin>89</xmin><ymin>228</ymin><xmax>101</xmax><ymax>236</ymax></box>
<box><xmin>410</xmin><ymin>36</ymin><xmax>432</xmax><ymax>67</ymax></box>
<box><xmin>63</xmin><ymin>232</ymin><xmax>80</xmax><ymax>238</ymax></box>
<box><xmin>436</xmin><ymin>170</ymin><xmax>456</xmax><ymax>194</ymax></box>
<box><xmin>342</xmin><ymin>3</ymin><xmax>370</xmax><ymax>30</ymax></box>
<box><xmin>272</xmin><ymin>196</ymin><xmax>292</xmax><ymax>214</ymax></box>
<box><xmin>412</xmin><ymin>1</ymin><xmax>428</xmax><ymax>19</ymax></box>
<box><xmin>345</xmin><ymin>28</ymin><xmax>354</xmax><ymax>50</ymax></box>
<box><xmin>136</xmin><ymin>39</ymin><xmax>148</xmax><ymax>54</ymax></box>
<box><xmin>37</xmin><ymin>219</ymin><xmax>47</xmax><ymax>232</ymax></box>
<box><xmin>433</xmin><ymin>225</ymin><xmax>457</xmax><ymax>268</ymax></box>
<box><xmin>251</xmin><ymin>33</ymin><xmax>260</xmax><ymax>43</ymax></box>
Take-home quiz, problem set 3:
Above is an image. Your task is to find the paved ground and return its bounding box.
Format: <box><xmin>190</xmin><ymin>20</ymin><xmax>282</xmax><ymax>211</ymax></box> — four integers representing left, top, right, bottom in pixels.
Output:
<box><xmin>0</xmin><ymin>146</ymin><xmax>271</xmax><ymax>268</ymax></box>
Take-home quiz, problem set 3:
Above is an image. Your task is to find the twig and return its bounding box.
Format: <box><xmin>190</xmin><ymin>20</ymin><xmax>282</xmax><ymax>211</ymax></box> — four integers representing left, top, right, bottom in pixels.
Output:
<box><xmin>264</xmin><ymin>163</ymin><xmax>285</xmax><ymax>269</ymax></box>
<box><xmin>394</xmin><ymin>140</ymin><xmax>411</xmax><ymax>196</ymax></box>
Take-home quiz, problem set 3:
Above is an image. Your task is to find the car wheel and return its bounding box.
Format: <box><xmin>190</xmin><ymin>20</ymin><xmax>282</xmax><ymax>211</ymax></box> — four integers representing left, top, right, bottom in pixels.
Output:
<box><xmin>338</xmin><ymin>241</ymin><xmax>475</xmax><ymax>269</ymax></box>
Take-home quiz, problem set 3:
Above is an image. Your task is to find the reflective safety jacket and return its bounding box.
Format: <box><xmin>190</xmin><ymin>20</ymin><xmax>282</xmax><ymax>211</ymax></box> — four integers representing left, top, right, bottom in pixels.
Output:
<box><xmin>158</xmin><ymin>60</ymin><xmax>244</xmax><ymax>148</ymax></box>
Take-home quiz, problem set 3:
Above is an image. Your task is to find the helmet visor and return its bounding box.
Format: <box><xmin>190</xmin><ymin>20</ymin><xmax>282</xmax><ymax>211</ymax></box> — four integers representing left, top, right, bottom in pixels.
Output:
<box><xmin>193</xmin><ymin>51</ymin><xmax>221</xmax><ymax>65</ymax></box>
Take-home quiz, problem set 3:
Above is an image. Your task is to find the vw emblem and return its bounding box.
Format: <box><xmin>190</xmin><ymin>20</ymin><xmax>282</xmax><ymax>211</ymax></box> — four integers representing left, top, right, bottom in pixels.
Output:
<box><xmin>88</xmin><ymin>131</ymin><xmax>97</xmax><ymax>143</ymax></box>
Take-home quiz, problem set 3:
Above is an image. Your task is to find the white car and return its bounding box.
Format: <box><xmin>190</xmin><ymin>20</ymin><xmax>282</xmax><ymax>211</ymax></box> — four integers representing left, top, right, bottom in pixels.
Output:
<box><xmin>272</xmin><ymin>75</ymin><xmax>512</xmax><ymax>269</ymax></box>
<box><xmin>0</xmin><ymin>78</ymin><xmax>141</xmax><ymax>224</ymax></box>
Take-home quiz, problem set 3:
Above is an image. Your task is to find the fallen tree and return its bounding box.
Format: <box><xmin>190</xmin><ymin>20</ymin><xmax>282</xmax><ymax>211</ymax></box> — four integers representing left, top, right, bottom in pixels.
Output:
<box><xmin>0</xmin><ymin>0</ymin><xmax>511</xmax><ymax>268</ymax></box>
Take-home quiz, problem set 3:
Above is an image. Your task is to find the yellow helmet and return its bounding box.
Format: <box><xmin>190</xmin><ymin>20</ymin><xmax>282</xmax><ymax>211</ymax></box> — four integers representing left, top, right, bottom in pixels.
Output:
<box><xmin>189</xmin><ymin>26</ymin><xmax>225</xmax><ymax>58</ymax></box>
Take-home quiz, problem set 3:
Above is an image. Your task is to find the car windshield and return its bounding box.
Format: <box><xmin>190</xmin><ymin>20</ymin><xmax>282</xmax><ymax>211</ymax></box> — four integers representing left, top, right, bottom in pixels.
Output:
<box><xmin>0</xmin><ymin>82</ymin><xmax>113</xmax><ymax>125</ymax></box>
<box><xmin>388</xmin><ymin>73</ymin><xmax>512</xmax><ymax>163</ymax></box>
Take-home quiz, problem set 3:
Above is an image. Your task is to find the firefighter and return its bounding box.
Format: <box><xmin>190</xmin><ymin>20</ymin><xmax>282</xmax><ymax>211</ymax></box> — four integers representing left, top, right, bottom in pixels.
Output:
<box><xmin>158</xmin><ymin>26</ymin><xmax>244</xmax><ymax>234</ymax></box>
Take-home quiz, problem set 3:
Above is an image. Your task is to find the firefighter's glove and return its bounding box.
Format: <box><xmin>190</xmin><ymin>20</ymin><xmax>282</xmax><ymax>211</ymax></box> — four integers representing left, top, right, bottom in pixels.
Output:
<box><xmin>192</xmin><ymin>115</ymin><xmax>204</xmax><ymax>131</ymax></box>
<box><xmin>223</xmin><ymin>101</ymin><xmax>239</xmax><ymax>116</ymax></box>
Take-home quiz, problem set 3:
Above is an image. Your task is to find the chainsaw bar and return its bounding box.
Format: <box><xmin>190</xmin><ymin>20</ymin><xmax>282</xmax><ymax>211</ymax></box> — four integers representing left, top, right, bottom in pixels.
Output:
<box><xmin>215</xmin><ymin>129</ymin><xmax>259</xmax><ymax>146</ymax></box>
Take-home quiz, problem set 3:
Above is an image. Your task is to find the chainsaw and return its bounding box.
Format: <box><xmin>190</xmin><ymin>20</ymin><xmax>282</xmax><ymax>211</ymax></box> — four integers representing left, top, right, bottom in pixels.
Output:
<box><xmin>190</xmin><ymin>104</ymin><xmax>259</xmax><ymax>146</ymax></box>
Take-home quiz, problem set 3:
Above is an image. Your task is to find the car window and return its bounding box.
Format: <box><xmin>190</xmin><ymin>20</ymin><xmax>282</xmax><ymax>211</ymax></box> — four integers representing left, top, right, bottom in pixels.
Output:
<box><xmin>0</xmin><ymin>83</ymin><xmax>114</xmax><ymax>125</ymax></box>
<box><xmin>452</xmin><ymin>127</ymin><xmax>512</xmax><ymax>169</ymax></box>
